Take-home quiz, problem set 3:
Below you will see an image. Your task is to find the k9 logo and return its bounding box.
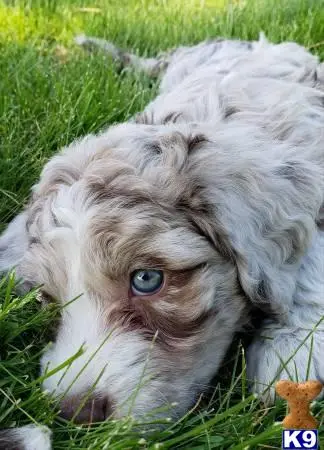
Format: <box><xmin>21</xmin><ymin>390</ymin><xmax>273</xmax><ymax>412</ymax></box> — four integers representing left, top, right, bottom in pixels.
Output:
<box><xmin>282</xmin><ymin>430</ymin><xmax>318</xmax><ymax>450</ymax></box>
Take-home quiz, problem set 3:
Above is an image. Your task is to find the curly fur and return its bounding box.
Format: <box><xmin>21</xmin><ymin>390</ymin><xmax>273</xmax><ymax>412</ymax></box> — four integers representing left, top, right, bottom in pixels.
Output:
<box><xmin>1</xmin><ymin>33</ymin><xmax>324</xmax><ymax>429</ymax></box>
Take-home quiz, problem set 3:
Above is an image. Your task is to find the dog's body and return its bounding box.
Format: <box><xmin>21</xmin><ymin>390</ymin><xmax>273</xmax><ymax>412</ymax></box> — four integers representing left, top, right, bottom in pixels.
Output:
<box><xmin>1</xmin><ymin>34</ymin><xmax>324</xmax><ymax>445</ymax></box>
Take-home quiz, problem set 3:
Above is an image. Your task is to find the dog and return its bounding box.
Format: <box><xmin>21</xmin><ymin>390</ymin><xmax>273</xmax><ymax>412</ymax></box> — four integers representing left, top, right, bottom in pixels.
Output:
<box><xmin>1</xmin><ymin>33</ymin><xmax>324</xmax><ymax>447</ymax></box>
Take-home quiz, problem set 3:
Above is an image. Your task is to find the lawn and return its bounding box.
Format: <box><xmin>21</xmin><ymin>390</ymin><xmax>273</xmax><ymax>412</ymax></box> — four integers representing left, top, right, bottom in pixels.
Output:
<box><xmin>1</xmin><ymin>0</ymin><xmax>324</xmax><ymax>448</ymax></box>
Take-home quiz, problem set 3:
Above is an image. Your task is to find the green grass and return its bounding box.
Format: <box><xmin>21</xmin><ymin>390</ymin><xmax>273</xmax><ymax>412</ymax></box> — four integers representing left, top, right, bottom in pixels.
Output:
<box><xmin>1</xmin><ymin>0</ymin><xmax>324</xmax><ymax>448</ymax></box>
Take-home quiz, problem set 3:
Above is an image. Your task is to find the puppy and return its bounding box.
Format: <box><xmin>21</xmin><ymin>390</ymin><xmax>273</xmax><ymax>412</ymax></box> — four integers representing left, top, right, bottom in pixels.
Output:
<box><xmin>1</xmin><ymin>34</ymin><xmax>324</xmax><ymax>444</ymax></box>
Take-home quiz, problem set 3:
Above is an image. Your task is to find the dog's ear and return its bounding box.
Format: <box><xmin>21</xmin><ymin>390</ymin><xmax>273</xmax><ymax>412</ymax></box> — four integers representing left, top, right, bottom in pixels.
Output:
<box><xmin>0</xmin><ymin>213</ymin><xmax>29</xmax><ymax>274</ymax></box>
<box><xmin>188</xmin><ymin>148</ymin><xmax>323</xmax><ymax>313</ymax></box>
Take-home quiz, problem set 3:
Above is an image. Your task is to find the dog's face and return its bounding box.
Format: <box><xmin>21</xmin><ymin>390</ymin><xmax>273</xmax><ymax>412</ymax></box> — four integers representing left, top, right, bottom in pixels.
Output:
<box><xmin>0</xmin><ymin>121</ymin><xmax>320</xmax><ymax>421</ymax></box>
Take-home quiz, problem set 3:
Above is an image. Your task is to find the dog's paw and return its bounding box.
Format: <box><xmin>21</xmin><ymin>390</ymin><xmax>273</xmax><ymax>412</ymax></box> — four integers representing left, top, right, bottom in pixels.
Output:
<box><xmin>74</xmin><ymin>34</ymin><xmax>89</xmax><ymax>47</ymax></box>
<box><xmin>246</xmin><ymin>322</ymin><xmax>324</xmax><ymax>404</ymax></box>
<box><xmin>0</xmin><ymin>425</ymin><xmax>52</xmax><ymax>450</ymax></box>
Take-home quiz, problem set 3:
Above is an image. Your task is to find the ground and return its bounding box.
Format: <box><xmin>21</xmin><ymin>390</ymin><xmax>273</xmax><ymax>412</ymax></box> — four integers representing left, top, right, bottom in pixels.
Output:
<box><xmin>0</xmin><ymin>0</ymin><xmax>324</xmax><ymax>448</ymax></box>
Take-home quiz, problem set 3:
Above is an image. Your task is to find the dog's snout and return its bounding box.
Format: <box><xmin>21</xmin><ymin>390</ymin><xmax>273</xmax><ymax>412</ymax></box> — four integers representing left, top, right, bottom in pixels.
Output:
<box><xmin>59</xmin><ymin>395</ymin><xmax>111</xmax><ymax>423</ymax></box>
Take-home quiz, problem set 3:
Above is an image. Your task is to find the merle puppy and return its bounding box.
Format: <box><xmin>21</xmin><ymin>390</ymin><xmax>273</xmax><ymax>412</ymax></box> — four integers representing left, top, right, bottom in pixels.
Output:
<box><xmin>1</xmin><ymin>33</ymin><xmax>324</xmax><ymax>447</ymax></box>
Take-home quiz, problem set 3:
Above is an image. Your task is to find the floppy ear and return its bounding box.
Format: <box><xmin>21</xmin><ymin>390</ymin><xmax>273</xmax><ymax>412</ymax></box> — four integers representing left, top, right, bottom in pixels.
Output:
<box><xmin>188</xmin><ymin>144</ymin><xmax>324</xmax><ymax>314</ymax></box>
<box><xmin>0</xmin><ymin>213</ymin><xmax>29</xmax><ymax>274</ymax></box>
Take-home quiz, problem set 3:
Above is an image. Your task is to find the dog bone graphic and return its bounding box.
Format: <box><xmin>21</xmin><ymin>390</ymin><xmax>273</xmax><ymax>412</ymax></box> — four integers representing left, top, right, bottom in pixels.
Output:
<box><xmin>275</xmin><ymin>380</ymin><xmax>323</xmax><ymax>429</ymax></box>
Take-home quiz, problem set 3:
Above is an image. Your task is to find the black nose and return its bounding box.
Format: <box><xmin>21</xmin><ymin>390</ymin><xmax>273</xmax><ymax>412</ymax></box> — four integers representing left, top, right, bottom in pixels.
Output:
<box><xmin>59</xmin><ymin>395</ymin><xmax>111</xmax><ymax>423</ymax></box>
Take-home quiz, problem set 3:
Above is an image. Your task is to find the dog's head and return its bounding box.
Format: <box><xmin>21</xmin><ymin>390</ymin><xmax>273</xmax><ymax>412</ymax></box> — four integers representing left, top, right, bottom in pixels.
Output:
<box><xmin>0</xmin><ymin>120</ymin><xmax>321</xmax><ymax>421</ymax></box>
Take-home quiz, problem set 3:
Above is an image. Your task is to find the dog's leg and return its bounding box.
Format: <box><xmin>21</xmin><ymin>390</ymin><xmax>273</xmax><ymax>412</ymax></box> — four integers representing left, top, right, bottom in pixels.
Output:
<box><xmin>247</xmin><ymin>231</ymin><xmax>324</xmax><ymax>403</ymax></box>
<box><xmin>75</xmin><ymin>34</ymin><xmax>170</xmax><ymax>77</ymax></box>
<box><xmin>247</xmin><ymin>322</ymin><xmax>324</xmax><ymax>403</ymax></box>
<box><xmin>0</xmin><ymin>425</ymin><xmax>52</xmax><ymax>450</ymax></box>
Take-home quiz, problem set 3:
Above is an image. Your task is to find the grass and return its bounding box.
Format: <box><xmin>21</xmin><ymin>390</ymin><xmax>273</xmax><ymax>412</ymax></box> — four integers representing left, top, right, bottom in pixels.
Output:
<box><xmin>1</xmin><ymin>0</ymin><xmax>324</xmax><ymax>448</ymax></box>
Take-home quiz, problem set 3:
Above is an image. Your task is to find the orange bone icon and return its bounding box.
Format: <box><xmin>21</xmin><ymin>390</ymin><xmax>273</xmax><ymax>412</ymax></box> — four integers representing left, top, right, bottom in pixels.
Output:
<box><xmin>275</xmin><ymin>380</ymin><xmax>323</xmax><ymax>429</ymax></box>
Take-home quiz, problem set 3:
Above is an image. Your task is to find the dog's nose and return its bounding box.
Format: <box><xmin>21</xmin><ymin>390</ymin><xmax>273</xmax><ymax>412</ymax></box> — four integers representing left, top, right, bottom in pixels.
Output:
<box><xmin>59</xmin><ymin>395</ymin><xmax>111</xmax><ymax>423</ymax></box>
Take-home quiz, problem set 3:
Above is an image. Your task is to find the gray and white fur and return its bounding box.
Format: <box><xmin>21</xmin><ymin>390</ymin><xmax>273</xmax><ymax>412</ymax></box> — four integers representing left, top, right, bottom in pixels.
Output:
<box><xmin>1</xmin><ymin>33</ymin><xmax>324</xmax><ymax>448</ymax></box>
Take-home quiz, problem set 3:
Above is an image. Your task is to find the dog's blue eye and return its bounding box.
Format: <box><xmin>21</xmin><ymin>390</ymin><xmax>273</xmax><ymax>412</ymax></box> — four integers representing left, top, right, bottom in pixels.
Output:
<box><xmin>131</xmin><ymin>270</ymin><xmax>164</xmax><ymax>295</ymax></box>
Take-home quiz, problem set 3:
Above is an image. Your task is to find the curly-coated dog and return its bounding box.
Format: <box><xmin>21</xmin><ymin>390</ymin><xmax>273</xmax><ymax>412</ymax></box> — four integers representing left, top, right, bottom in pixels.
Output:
<box><xmin>1</xmin><ymin>33</ymin><xmax>324</xmax><ymax>447</ymax></box>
